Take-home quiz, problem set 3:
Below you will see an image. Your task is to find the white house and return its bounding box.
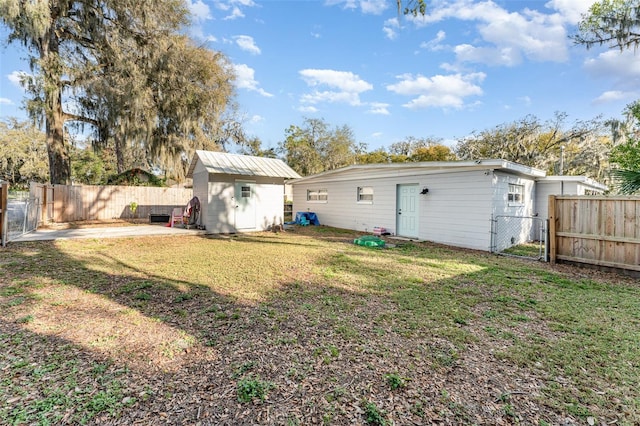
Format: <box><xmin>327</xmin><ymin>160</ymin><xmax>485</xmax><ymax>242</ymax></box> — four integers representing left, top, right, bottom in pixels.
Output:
<box><xmin>187</xmin><ymin>150</ymin><xmax>301</xmax><ymax>233</ymax></box>
<box><xmin>290</xmin><ymin>159</ymin><xmax>606</xmax><ymax>252</ymax></box>
<box><xmin>534</xmin><ymin>176</ymin><xmax>608</xmax><ymax>221</ymax></box>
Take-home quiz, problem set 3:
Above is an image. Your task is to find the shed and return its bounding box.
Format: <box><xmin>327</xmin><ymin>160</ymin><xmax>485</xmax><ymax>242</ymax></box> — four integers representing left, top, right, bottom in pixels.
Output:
<box><xmin>290</xmin><ymin>159</ymin><xmax>606</xmax><ymax>252</ymax></box>
<box><xmin>187</xmin><ymin>150</ymin><xmax>301</xmax><ymax>233</ymax></box>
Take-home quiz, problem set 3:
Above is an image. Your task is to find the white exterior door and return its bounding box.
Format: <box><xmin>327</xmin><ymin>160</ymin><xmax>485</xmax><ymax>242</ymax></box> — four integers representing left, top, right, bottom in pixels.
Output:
<box><xmin>397</xmin><ymin>184</ymin><xmax>419</xmax><ymax>238</ymax></box>
<box><xmin>234</xmin><ymin>182</ymin><xmax>256</xmax><ymax>229</ymax></box>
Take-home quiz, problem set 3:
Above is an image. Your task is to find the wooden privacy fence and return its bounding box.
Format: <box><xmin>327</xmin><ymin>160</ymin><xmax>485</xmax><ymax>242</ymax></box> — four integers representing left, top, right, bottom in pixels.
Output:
<box><xmin>30</xmin><ymin>183</ymin><xmax>193</xmax><ymax>223</ymax></box>
<box><xmin>549</xmin><ymin>195</ymin><xmax>640</xmax><ymax>273</ymax></box>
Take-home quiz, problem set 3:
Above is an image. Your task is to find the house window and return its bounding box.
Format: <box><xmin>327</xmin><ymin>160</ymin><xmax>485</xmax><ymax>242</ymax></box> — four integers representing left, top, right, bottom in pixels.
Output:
<box><xmin>357</xmin><ymin>186</ymin><xmax>373</xmax><ymax>202</ymax></box>
<box><xmin>508</xmin><ymin>184</ymin><xmax>524</xmax><ymax>204</ymax></box>
<box><xmin>307</xmin><ymin>188</ymin><xmax>328</xmax><ymax>202</ymax></box>
<box><xmin>241</xmin><ymin>186</ymin><xmax>251</xmax><ymax>198</ymax></box>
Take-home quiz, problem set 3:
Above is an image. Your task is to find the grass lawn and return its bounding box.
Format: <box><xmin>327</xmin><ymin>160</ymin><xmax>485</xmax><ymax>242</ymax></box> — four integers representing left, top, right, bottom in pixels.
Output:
<box><xmin>1</xmin><ymin>226</ymin><xmax>639</xmax><ymax>425</ymax></box>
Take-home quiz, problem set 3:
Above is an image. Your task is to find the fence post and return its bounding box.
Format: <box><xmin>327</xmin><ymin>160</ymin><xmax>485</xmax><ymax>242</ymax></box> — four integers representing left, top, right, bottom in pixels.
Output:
<box><xmin>489</xmin><ymin>214</ymin><xmax>496</xmax><ymax>253</ymax></box>
<box><xmin>548</xmin><ymin>195</ymin><xmax>557</xmax><ymax>265</ymax></box>
<box><xmin>1</xmin><ymin>182</ymin><xmax>8</xmax><ymax>247</ymax></box>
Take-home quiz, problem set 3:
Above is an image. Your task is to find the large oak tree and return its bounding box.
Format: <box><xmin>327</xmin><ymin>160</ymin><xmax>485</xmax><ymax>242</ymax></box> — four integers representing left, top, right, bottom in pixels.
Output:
<box><xmin>0</xmin><ymin>0</ymin><xmax>235</xmax><ymax>184</ymax></box>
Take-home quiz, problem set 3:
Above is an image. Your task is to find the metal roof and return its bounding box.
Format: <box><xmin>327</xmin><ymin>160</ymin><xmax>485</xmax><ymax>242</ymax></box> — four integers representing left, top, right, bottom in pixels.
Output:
<box><xmin>188</xmin><ymin>150</ymin><xmax>301</xmax><ymax>179</ymax></box>
<box><xmin>289</xmin><ymin>159</ymin><xmax>546</xmax><ymax>184</ymax></box>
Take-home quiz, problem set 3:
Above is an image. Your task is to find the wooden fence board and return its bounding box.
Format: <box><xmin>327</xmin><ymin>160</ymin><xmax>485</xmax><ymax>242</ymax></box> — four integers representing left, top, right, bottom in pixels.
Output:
<box><xmin>549</xmin><ymin>195</ymin><xmax>640</xmax><ymax>273</ymax></box>
<box><xmin>30</xmin><ymin>183</ymin><xmax>193</xmax><ymax>223</ymax></box>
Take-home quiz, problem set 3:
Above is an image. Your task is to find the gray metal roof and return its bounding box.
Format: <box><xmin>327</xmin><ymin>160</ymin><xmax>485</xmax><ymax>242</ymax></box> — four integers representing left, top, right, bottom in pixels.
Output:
<box><xmin>188</xmin><ymin>150</ymin><xmax>301</xmax><ymax>179</ymax></box>
<box><xmin>289</xmin><ymin>159</ymin><xmax>546</xmax><ymax>184</ymax></box>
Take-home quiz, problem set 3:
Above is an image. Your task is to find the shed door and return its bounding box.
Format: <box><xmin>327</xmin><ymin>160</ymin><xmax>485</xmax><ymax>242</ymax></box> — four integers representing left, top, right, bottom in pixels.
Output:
<box><xmin>397</xmin><ymin>184</ymin><xmax>419</xmax><ymax>238</ymax></box>
<box><xmin>234</xmin><ymin>182</ymin><xmax>256</xmax><ymax>230</ymax></box>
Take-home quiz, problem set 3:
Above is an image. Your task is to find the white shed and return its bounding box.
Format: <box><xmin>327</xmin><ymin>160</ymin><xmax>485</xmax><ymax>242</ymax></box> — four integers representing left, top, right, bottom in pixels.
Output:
<box><xmin>290</xmin><ymin>159</ymin><xmax>606</xmax><ymax>252</ymax></box>
<box><xmin>187</xmin><ymin>150</ymin><xmax>301</xmax><ymax>233</ymax></box>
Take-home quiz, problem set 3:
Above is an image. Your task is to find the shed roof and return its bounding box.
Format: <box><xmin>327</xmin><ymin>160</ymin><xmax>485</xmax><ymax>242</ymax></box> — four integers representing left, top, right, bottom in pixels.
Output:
<box><xmin>289</xmin><ymin>159</ymin><xmax>546</xmax><ymax>184</ymax></box>
<box><xmin>187</xmin><ymin>150</ymin><xmax>301</xmax><ymax>179</ymax></box>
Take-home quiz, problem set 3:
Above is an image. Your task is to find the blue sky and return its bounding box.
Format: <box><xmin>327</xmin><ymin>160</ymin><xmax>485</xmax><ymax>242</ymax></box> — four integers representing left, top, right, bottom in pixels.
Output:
<box><xmin>1</xmin><ymin>0</ymin><xmax>639</xmax><ymax>152</ymax></box>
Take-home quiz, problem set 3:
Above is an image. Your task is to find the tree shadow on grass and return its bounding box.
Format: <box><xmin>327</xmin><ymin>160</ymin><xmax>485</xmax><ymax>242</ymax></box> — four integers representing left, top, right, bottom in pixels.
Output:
<box><xmin>1</xmin><ymin>230</ymin><xmax>639</xmax><ymax>425</ymax></box>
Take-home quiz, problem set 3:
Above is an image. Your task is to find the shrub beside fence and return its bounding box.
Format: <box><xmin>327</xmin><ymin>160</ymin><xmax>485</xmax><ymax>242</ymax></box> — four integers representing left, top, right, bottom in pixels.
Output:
<box><xmin>30</xmin><ymin>183</ymin><xmax>193</xmax><ymax>223</ymax></box>
<box><xmin>549</xmin><ymin>195</ymin><xmax>640</xmax><ymax>273</ymax></box>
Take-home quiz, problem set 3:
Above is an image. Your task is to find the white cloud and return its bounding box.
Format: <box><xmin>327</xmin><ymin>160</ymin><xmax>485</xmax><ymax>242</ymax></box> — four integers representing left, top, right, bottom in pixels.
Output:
<box><xmin>584</xmin><ymin>50</ymin><xmax>640</xmax><ymax>86</ymax></box>
<box><xmin>299</xmin><ymin>105</ymin><xmax>319</xmax><ymax>113</ymax></box>
<box><xmin>325</xmin><ymin>0</ymin><xmax>388</xmax><ymax>15</ymax></box>
<box><xmin>0</xmin><ymin>98</ymin><xmax>13</xmax><ymax>105</ymax></box>
<box><xmin>383</xmin><ymin>17</ymin><xmax>399</xmax><ymax>40</ymax></box>
<box><xmin>414</xmin><ymin>0</ymin><xmax>570</xmax><ymax>66</ymax></box>
<box><xmin>420</xmin><ymin>30</ymin><xmax>446</xmax><ymax>51</ymax></box>
<box><xmin>454</xmin><ymin>44</ymin><xmax>521</xmax><ymax>67</ymax></box>
<box><xmin>367</xmin><ymin>102</ymin><xmax>390</xmax><ymax>115</ymax></box>
<box><xmin>300</xmin><ymin>69</ymin><xmax>373</xmax><ymax>93</ymax></box>
<box><xmin>249</xmin><ymin>114</ymin><xmax>264</xmax><ymax>124</ymax></box>
<box><xmin>519</xmin><ymin>96</ymin><xmax>532</xmax><ymax>106</ymax></box>
<box><xmin>215</xmin><ymin>1</ymin><xmax>230</xmax><ymax>11</ymax></box>
<box><xmin>233</xmin><ymin>0</ymin><xmax>256</xmax><ymax>6</ymax></box>
<box><xmin>299</xmin><ymin>69</ymin><xmax>373</xmax><ymax>107</ymax></box>
<box><xmin>233</xmin><ymin>64</ymin><xmax>273</xmax><ymax>97</ymax></box>
<box><xmin>544</xmin><ymin>0</ymin><xmax>592</xmax><ymax>24</ymax></box>
<box><xmin>8</xmin><ymin>71</ymin><xmax>28</xmax><ymax>88</ymax></box>
<box><xmin>360</xmin><ymin>0</ymin><xmax>389</xmax><ymax>15</ymax></box>
<box><xmin>224</xmin><ymin>7</ymin><xmax>245</xmax><ymax>20</ymax></box>
<box><xmin>213</xmin><ymin>0</ymin><xmax>256</xmax><ymax>19</ymax></box>
<box><xmin>187</xmin><ymin>0</ymin><xmax>211</xmax><ymax>21</ymax></box>
<box><xmin>592</xmin><ymin>90</ymin><xmax>636</xmax><ymax>105</ymax></box>
<box><xmin>386</xmin><ymin>72</ymin><xmax>485</xmax><ymax>109</ymax></box>
<box><xmin>234</xmin><ymin>35</ymin><xmax>261</xmax><ymax>54</ymax></box>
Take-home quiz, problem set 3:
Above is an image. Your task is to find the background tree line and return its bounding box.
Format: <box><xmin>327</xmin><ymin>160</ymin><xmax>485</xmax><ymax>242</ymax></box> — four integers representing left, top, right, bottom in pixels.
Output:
<box><xmin>2</xmin><ymin>107</ymin><xmax>633</xmax><ymax>193</ymax></box>
<box><xmin>1</xmin><ymin>0</ymin><xmax>639</xmax><ymax>193</ymax></box>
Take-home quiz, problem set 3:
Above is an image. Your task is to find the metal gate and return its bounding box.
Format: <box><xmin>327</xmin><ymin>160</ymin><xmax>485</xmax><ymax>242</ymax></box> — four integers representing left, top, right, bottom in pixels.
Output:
<box><xmin>490</xmin><ymin>215</ymin><xmax>548</xmax><ymax>261</ymax></box>
<box><xmin>3</xmin><ymin>196</ymin><xmax>40</xmax><ymax>244</ymax></box>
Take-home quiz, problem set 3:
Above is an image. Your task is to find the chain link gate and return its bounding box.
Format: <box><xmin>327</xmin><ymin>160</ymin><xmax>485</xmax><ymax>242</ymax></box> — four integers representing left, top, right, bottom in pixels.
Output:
<box><xmin>490</xmin><ymin>215</ymin><xmax>548</xmax><ymax>261</ymax></box>
<box><xmin>4</xmin><ymin>196</ymin><xmax>40</xmax><ymax>244</ymax></box>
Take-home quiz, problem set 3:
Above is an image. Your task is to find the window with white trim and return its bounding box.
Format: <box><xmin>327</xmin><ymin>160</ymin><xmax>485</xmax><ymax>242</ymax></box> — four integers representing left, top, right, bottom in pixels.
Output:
<box><xmin>357</xmin><ymin>186</ymin><xmax>373</xmax><ymax>202</ymax></box>
<box><xmin>508</xmin><ymin>184</ymin><xmax>524</xmax><ymax>205</ymax></box>
<box><xmin>307</xmin><ymin>188</ymin><xmax>328</xmax><ymax>202</ymax></box>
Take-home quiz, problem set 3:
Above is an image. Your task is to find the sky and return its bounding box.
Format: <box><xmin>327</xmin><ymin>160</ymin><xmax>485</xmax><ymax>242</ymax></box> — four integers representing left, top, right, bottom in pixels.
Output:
<box><xmin>1</xmin><ymin>0</ymin><xmax>639</xmax><ymax>153</ymax></box>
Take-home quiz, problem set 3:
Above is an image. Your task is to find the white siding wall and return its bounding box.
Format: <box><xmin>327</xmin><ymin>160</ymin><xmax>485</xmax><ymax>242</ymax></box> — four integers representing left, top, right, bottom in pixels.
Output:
<box><xmin>253</xmin><ymin>180</ymin><xmax>287</xmax><ymax>230</ymax></box>
<box><xmin>206</xmin><ymin>177</ymin><xmax>235</xmax><ymax>233</ymax></box>
<box><xmin>534</xmin><ymin>181</ymin><xmax>559</xmax><ymax>220</ymax></box>
<box><xmin>491</xmin><ymin>172</ymin><xmax>538</xmax><ymax>251</ymax></box>
<box><xmin>293</xmin><ymin>169</ymin><xmax>496</xmax><ymax>251</ymax></box>
<box><xmin>192</xmin><ymin>161</ymin><xmax>210</xmax><ymax>229</ymax></box>
<box><xmin>534</xmin><ymin>181</ymin><xmax>581</xmax><ymax>220</ymax></box>
<box><xmin>491</xmin><ymin>172</ymin><xmax>536</xmax><ymax>217</ymax></box>
<box><xmin>204</xmin><ymin>173</ymin><xmax>285</xmax><ymax>233</ymax></box>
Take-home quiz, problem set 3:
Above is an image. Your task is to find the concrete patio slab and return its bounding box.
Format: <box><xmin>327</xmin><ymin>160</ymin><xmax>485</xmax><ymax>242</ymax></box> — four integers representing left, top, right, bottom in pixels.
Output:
<box><xmin>10</xmin><ymin>224</ymin><xmax>206</xmax><ymax>242</ymax></box>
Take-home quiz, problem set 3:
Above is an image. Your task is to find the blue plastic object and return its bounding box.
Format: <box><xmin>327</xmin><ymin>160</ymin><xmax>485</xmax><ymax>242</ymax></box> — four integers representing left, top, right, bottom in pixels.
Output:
<box><xmin>294</xmin><ymin>212</ymin><xmax>320</xmax><ymax>225</ymax></box>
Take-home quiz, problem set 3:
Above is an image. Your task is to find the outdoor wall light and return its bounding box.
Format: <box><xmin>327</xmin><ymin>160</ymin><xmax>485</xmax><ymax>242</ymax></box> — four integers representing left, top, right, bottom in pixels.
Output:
<box><xmin>420</xmin><ymin>187</ymin><xmax>429</xmax><ymax>194</ymax></box>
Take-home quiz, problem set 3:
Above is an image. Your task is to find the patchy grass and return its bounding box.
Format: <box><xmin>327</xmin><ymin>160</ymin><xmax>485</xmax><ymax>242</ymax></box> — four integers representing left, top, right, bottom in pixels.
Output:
<box><xmin>1</xmin><ymin>226</ymin><xmax>639</xmax><ymax>425</ymax></box>
<box><xmin>501</xmin><ymin>242</ymin><xmax>545</xmax><ymax>258</ymax></box>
